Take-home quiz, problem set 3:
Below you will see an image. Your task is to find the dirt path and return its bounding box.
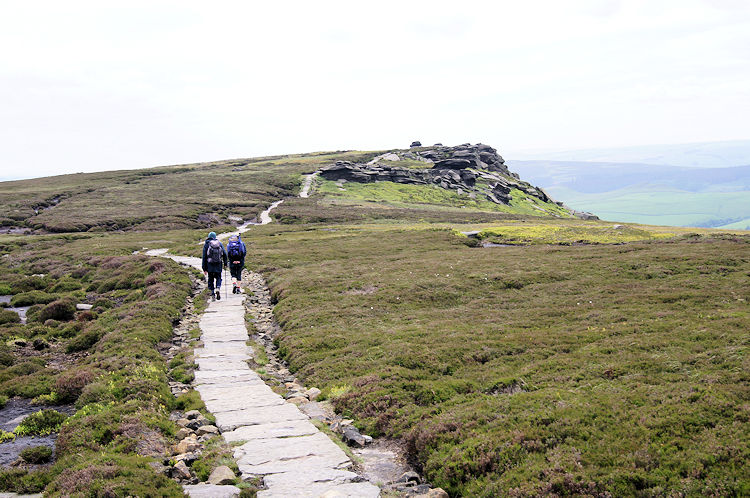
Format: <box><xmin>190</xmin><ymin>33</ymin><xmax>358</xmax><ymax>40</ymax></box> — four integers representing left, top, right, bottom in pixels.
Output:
<box><xmin>299</xmin><ymin>172</ymin><xmax>320</xmax><ymax>199</ymax></box>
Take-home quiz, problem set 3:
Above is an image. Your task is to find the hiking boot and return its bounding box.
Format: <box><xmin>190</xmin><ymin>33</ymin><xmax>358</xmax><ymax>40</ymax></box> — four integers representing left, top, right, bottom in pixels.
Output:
<box><xmin>211</xmin><ymin>292</ymin><xmax>216</xmax><ymax>301</ymax></box>
<box><xmin>216</xmin><ymin>291</ymin><xmax>221</xmax><ymax>300</ymax></box>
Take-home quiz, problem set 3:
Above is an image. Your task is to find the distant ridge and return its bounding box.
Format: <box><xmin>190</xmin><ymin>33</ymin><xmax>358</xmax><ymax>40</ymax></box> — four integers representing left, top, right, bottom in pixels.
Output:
<box><xmin>509</xmin><ymin>139</ymin><xmax>750</xmax><ymax>168</ymax></box>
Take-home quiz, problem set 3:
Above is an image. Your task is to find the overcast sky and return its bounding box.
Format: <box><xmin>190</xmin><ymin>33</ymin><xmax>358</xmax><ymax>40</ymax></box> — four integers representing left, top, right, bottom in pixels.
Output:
<box><xmin>1</xmin><ymin>0</ymin><xmax>749</xmax><ymax>180</ymax></box>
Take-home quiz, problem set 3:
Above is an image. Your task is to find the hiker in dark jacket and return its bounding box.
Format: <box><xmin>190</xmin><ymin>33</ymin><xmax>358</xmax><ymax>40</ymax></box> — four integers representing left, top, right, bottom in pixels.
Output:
<box><xmin>226</xmin><ymin>234</ymin><xmax>247</xmax><ymax>294</ymax></box>
<box><xmin>202</xmin><ymin>231</ymin><xmax>227</xmax><ymax>300</ymax></box>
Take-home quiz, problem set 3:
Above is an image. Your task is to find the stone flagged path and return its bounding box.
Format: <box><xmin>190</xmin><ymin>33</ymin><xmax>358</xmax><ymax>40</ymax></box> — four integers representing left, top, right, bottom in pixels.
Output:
<box><xmin>154</xmin><ymin>252</ymin><xmax>379</xmax><ymax>498</ymax></box>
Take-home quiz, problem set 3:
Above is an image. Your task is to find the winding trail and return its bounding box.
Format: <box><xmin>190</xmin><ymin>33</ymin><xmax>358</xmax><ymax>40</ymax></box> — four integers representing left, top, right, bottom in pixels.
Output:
<box><xmin>151</xmin><ymin>197</ymin><xmax>379</xmax><ymax>497</ymax></box>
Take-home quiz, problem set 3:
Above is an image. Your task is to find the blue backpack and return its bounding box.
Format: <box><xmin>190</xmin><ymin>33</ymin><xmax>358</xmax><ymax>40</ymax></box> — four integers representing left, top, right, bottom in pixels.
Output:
<box><xmin>227</xmin><ymin>236</ymin><xmax>244</xmax><ymax>260</ymax></box>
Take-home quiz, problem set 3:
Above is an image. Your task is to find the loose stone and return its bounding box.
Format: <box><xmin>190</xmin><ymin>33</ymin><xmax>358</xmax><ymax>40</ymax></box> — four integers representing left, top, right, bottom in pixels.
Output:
<box><xmin>196</xmin><ymin>425</ymin><xmax>219</xmax><ymax>436</ymax></box>
<box><xmin>173</xmin><ymin>460</ymin><xmax>192</xmax><ymax>480</ymax></box>
<box><xmin>207</xmin><ymin>465</ymin><xmax>236</xmax><ymax>485</ymax></box>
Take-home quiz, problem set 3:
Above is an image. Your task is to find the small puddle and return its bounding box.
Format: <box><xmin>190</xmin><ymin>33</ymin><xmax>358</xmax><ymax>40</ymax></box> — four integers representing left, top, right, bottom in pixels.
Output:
<box><xmin>481</xmin><ymin>242</ymin><xmax>514</xmax><ymax>248</ymax></box>
<box><xmin>1</xmin><ymin>296</ymin><xmax>30</xmax><ymax>324</ymax></box>
<box><xmin>0</xmin><ymin>398</ymin><xmax>75</xmax><ymax>467</ymax></box>
<box><xmin>0</xmin><ymin>226</ymin><xmax>32</xmax><ymax>235</ymax></box>
<box><xmin>354</xmin><ymin>440</ymin><xmax>411</xmax><ymax>486</ymax></box>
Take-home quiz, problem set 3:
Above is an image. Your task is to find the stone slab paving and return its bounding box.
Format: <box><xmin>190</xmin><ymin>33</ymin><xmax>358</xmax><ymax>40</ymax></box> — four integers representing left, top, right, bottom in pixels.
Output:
<box><xmin>182</xmin><ymin>484</ymin><xmax>240</xmax><ymax>498</ymax></box>
<box><xmin>156</xmin><ymin>253</ymin><xmax>379</xmax><ymax>497</ymax></box>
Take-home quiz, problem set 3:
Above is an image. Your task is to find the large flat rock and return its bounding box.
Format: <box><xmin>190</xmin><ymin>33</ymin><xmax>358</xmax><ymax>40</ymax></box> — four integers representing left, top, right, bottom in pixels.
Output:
<box><xmin>183</xmin><ymin>483</ymin><xmax>240</xmax><ymax>498</ymax></box>
<box><xmin>194</xmin><ymin>343</ymin><xmax>251</xmax><ymax>355</ymax></box>
<box><xmin>258</xmin><ymin>481</ymin><xmax>380</xmax><ymax>498</ymax></box>
<box><xmin>195</xmin><ymin>384</ymin><xmax>272</xmax><ymax>401</ymax></box>
<box><xmin>222</xmin><ymin>419</ymin><xmax>319</xmax><ymax>442</ymax></box>
<box><xmin>238</xmin><ymin>454</ymin><xmax>352</xmax><ymax>478</ymax></box>
<box><xmin>193</xmin><ymin>370</ymin><xmax>262</xmax><ymax>385</ymax></box>
<box><xmin>195</xmin><ymin>357</ymin><xmax>250</xmax><ymax>371</ymax></box>
<box><xmin>204</xmin><ymin>393</ymin><xmax>286</xmax><ymax>413</ymax></box>
<box><xmin>258</xmin><ymin>469</ymin><xmax>380</xmax><ymax>497</ymax></box>
<box><xmin>215</xmin><ymin>403</ymin><xmax>308</xmax><ymax>431</ymax></box>
<box><xmin>234</xmin><ymin>432</ymin><xmax>350</xmax><ymax>468</ymax></box>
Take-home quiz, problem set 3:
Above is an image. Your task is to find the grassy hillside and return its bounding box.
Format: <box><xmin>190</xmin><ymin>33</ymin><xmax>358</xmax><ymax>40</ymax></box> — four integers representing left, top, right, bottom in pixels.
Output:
<box><xmin>1</xmin><ymin>147</ymin><xmax>748</xmax><ymax>496</ymax></box>
<box><xmin>0</xmin><ymin>151</ymin><xmax>375</xmax><ymax>233</ymax></box>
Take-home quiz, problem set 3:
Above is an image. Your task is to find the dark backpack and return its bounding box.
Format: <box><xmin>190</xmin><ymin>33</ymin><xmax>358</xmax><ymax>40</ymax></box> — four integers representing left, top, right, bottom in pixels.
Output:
<box><xmin>227</xmin><ymin>237</ymin><xmax>243</xmax><ymax>260</ymax></box>
<box><xmin>207</xmin><ymin>239</ymin><xmax>223</xmax><ymax>263</ymax></box>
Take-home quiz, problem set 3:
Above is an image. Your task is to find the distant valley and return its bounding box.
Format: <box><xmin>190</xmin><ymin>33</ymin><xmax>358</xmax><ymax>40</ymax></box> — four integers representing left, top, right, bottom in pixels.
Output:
<box><xmin>508</xmin><ymin>140</ymin><xmax>750</xmax><ymax>229</ymax></box>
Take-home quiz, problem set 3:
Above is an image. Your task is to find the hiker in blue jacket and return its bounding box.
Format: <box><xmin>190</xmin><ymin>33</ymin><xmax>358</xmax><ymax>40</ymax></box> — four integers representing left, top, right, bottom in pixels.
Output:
<box><xmin>226</xmin><ymin>234</ymin><xmax>247</xmax><ymax>294</ymax></box>
<box><xmin>202</xmin><ymin>231</ymin><xmax>227</xmax><ymax>300</ymax></box>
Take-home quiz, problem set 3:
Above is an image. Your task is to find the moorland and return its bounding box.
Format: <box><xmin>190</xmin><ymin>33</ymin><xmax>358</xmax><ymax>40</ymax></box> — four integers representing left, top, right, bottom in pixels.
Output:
<box><xmin>0</xmin><ymin>146</ymin><xmax>747</xmax><ymax>496</ymax></box>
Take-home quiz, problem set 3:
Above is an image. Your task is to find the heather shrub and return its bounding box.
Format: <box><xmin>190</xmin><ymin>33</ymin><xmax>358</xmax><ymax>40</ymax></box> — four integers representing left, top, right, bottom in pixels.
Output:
<box><xmin>0</xmin><ymin>351</ymin><xmax>14</xmax><ymax>367</ymax></box>
<box><xmin>11</xmin><ymin>291</ymin><xmax>58</xmax><ymax>307</ymax></box>
<box><xmin>0</xmin><ymin>309</ymin><xmax>20</xmax><ymax>325</ymax></box>
<box><xmin>46</xmin><ymin>453</ymin><xmax>181</xmax><ymax>496</ymax></box>
<box><xmin>0</xmin><ymin>468</ymin><xmax>51</xmax><ymax>493</ymax></box>
<box><xmin>32</xmin><ymin>338</ymin><xmax>49</xmax><ymax>351</ymax></box>
<box><xmin>76</xmin><ymin>310</ymin><xmax>96</xmax><ymax>322</ymax></box>
<box><xmin>20</xmin><ymin>446</ymin><xmax>53</xmax><ymax>464</ymax></box>
<box><xmin>49</xmin><ymin>278</ymin><xmax>81</xmax><ymax>293</ymax></box>
<box><xmin>9</xmin><ymin>276</ymin><xmax>47</xmax><ymax>293</ymax></box>
<box><xmin>14</xmin><ymin>410</ymin><xmax>67</xmax><ymax>436</ymax></box>
<box><xmin>38</xmin><ymin>298</ymin><xmax>76</xmax><ymax>322</ymax></box>
<box><xmin>66</xmin><ymin>328</ymin><xmax>104</xmax><ymax>352</ymax></box>
<box><xmin>55</xmin><ymin>368</ymin><xmax>96</xmax><ymax>403</ymax></box>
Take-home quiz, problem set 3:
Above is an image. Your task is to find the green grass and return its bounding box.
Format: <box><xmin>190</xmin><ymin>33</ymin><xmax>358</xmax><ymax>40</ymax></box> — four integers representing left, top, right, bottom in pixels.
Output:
<box><xmin>317</xmin><ymin>179</ymin><xmax>572</xmax><ymax>218</ymax></box>
<box><xmin>239</xmin><ymin>222</ymin><xmax>750</xmax><ymax>496</ymax></box>
<box><xmin>14</xmin><ymin>409</ymin><xmax>67</xmax><ymax>436</ymax></box>
<box><xmin>476</xmin><ymin>222</ymin><xmax>675</xmax><ymax>245</ymax></box>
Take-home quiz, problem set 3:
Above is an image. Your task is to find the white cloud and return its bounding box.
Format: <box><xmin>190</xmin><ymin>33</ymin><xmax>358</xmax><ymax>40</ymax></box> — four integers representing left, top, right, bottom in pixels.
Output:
<box><xmin>0</xmin><ymin>0</ymin><xmax>749</xmax><ymax>179</ymax></box>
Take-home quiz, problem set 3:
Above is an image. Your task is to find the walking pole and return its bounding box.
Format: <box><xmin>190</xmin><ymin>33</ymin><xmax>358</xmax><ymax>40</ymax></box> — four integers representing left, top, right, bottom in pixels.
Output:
<box><xmin>224</xmin><ymin>266</ymin><xmax>228</xmax><ymax>299</ymax></box>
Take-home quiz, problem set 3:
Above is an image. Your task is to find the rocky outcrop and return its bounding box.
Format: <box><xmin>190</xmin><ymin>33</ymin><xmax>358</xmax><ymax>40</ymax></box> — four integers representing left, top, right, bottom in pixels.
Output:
<box><xmin>320</xmin><ymin>143</ymin><xmax>572</xmax><ymax>212</ymax></box>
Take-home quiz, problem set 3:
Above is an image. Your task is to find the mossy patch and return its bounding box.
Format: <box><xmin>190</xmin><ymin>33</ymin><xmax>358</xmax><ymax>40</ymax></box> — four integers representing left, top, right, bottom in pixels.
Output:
<box><xmin>477</xmin><ymin>223</ymin><xmax>675</xmax><ymax>245</ymax></box>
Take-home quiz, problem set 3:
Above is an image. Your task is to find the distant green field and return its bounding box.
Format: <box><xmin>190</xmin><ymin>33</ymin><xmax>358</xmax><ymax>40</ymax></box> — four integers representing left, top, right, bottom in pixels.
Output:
<box><xmin>719</xmin><ymin>218</ymin><xmax>750</xmax><ymax>230</ymax></box>
<box><xmin>548</xmin><ymin>186</ymin><xmax>750</xmax><ymax>227</ymax></box>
